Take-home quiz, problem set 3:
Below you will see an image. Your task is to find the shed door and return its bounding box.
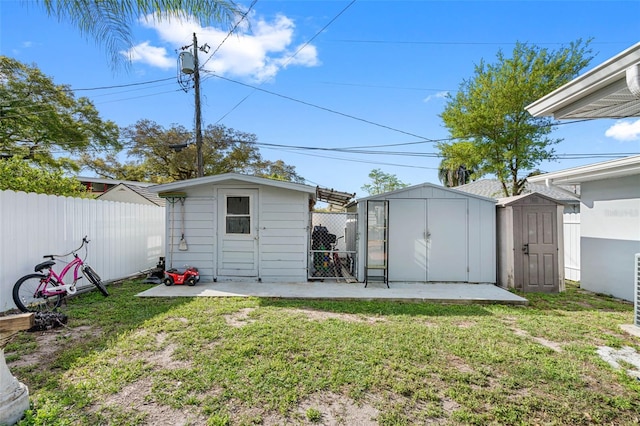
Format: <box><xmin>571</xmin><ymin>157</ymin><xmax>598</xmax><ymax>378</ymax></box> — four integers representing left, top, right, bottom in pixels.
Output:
<box><xmin>519</xmin><ymin>206</ymin><xmax>558</xmax><ymax>292</ymax></box>
<box><xmin>217</xmin><ymin>189</ymin><xmax>258</xmax><ymax>277</ymax></box>
<box><xmin>428</xmin><ymin>199</ymin><xmax>468</xmax><ymax>281</ymax></box>
<box><xmin>389</xmin><ymin>199</ymin><xmax>427</xmax><ymax>281</ymax></box>
<box><xmin>388</xmin><ymin>199</ymin><xmax>468</xmax><ymax>282</ymax></box>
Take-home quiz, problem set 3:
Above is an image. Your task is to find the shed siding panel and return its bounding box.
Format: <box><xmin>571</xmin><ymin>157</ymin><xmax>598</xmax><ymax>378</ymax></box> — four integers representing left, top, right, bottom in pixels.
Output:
<box><xmin>167</xmin><ymin>196</ymin><xmax>215</xmax><ymax>279</ymax></box>
<box><xmin>467</xmin><ymin>199</ymin><xmax>496</xmax><ymax>283</ymax></box>
<box><xmin>259</xmin><ymin>187</ymin><xmax>308</xmax><ymax>281</ymax></box>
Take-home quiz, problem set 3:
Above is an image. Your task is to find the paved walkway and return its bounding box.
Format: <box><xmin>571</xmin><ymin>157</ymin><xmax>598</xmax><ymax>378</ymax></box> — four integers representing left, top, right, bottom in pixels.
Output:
<box><xmin>137</xmin><ymin>281</ymin><xmax>528</xmax><ymax>305</ymax></box>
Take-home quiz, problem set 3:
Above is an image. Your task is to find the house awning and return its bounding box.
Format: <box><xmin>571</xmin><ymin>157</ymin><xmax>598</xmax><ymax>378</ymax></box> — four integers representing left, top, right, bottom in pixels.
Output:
<box><xmin>315</xmin><ymin>186</ymin><xmax>355</xmax><ymax>208</ymax></box>
<box><xmin>527</xmin><ymin>155</ymin><xmax>640</xmax><ymax>185</ymax></box>
<box><xmin>526</xmin><ymin>42</ymin><xmax>640</xmax><ymax>119</ymax></box>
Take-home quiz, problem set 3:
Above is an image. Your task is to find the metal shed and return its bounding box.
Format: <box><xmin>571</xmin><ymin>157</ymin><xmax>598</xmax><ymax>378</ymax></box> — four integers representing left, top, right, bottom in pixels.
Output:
<box><xmin>149</xmin><ymin>174</ymin><xmax>316</xmax><ymax>283</ymax></box>
<box><xmin>351</xmin><ymin>183</ymin><xmax>497</xmax><ymax>285</ymax></box>
<box><xmin>496</xmin><ymin>193</ymin><xmax>565</xmax><ymax>293</ymax></box>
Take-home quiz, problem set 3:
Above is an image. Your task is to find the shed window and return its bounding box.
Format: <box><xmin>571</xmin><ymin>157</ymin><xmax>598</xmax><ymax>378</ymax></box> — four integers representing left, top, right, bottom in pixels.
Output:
<box><xmin>226</xmin><ymin>196</ymin><xmax>250</xmax><ymax>234</ymax></box>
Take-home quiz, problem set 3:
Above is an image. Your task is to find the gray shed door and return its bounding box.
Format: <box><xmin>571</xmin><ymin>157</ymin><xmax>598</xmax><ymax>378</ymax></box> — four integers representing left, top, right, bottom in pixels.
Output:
<box><xmin>217</xmin><ymin>189</ymin><xmax>258</xmax><ymax>277</ymax></box>
<box><xmin>388</xmin><ymin>199</ymin><xmax>468</xmax><ymax>282</ymax></box>
<box><xmin>515</xmin><ymin>206</ymin><xmax>559</xmax><ymax>292</ymax></box>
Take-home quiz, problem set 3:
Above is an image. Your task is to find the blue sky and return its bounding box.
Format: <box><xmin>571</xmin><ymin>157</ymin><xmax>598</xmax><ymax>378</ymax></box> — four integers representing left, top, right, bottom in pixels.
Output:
<box><xmin>2</xmin><ymin>0</ymin><xmax>639</xmax><ymax>197</ymax></box>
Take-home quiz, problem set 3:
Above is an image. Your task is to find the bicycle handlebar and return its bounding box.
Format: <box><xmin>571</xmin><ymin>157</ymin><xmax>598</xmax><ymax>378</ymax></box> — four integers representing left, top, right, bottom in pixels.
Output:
<box><xmin>43</xmin><ymin>236</ymin><xmax>90</xmax><ymax>259</ymax></box>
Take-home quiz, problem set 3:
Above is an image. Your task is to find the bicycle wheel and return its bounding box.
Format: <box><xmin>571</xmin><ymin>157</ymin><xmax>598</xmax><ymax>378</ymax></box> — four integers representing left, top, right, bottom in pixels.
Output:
<box><xmin>13</xmin><ymin>274</ymin><xmax>63</xmax><ymax>312</ymax></box>
<box><xmin>82</xmin><ymin>265</ymin><xmax>109</xmax><ymax>297</ymax></box>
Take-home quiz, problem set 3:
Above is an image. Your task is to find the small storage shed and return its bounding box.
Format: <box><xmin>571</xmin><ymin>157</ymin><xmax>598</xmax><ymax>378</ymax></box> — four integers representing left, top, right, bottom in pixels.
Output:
<box><xmin>149</xmin><ymin>174</ymin><xmax>316</xmax><ymax>283</ymax></box>
<box><xmin>496</xmin><ymin>193</ymin><xmax>565</xmax><ymax>293</ymax></box>
<box><xmin>351</xmin><ymin>183</ymin><xmax>497</xmax><ymax>284</ymax></box>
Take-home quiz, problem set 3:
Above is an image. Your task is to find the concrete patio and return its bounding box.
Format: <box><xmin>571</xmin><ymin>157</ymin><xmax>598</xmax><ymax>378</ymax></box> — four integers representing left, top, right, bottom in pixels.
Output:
<box><xmin>136</xmin><ymin>281</ymin><xmax>528</xmax><ymax>305</ymax></box>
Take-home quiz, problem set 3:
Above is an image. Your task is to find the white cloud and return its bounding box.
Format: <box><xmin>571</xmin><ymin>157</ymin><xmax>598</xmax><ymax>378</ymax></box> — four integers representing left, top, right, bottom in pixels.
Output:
<box><xmin>123</xmin><ymin>41</ymin><xmax>174</xmax><ymax>69</ymax></box>
<box><xmin>122</xmin><ymin>12</ymin><xmax>319</xmax><ymax>82</ymax></box>
<box><xmin>424</xmin><ymin>91</ymin><xmax>448</xmax><ymax>103</ymax></box>
<box><xmin>605</xmin><ymin>119</ymin><xmax>640</xmax><ymax>141</ymax></box>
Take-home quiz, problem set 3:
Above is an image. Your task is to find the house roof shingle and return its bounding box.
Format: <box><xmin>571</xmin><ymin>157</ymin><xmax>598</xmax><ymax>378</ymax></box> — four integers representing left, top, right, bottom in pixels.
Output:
<box><xmin>455</xmin><ymin>179</ymin><xmax>580</xmax><ymax>203</ymax></box>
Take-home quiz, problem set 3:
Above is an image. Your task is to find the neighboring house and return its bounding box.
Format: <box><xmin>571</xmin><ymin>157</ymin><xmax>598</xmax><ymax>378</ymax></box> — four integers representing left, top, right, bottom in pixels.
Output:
<box><xmin>97</xmin><ymin>183</ymin><xmax>166</xmax><ymax>207</ymax></box>
<box><xmin>77</xmin><ymin>176</ymin><xmax>154</xmax><ymax>195</ymax></box>
<box><xmin>525</xmin><ymin>42</ymin><xmax>640</xmax><ymax>303</ymax></box>
<box><xmin>149</xmin><ymin>173</ymin><xmax>316</xmax><ymax>283</ymax></box>
<box><xmin>456</xmin><ymin>179</ymin><xmax>581</xmax><ymax>281</ymax></box>
<box><xmin>349</xmin><ymin>183</ymin><xmax>497</xmax><ymax>285</ymax></box>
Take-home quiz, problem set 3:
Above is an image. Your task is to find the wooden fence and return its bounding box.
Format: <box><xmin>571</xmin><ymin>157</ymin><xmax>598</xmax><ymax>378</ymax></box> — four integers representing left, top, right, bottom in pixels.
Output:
<box><xmin>0</xmin><ymin>190</ymin><xmax>165</xmax><ymax>312</ymax></box>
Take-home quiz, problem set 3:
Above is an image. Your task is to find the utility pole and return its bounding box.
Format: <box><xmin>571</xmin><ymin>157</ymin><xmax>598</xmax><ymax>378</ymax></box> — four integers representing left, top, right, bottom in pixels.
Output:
<box><xmin>176</xmin><ymin>34</ymin><xmax>208</xmax><ymax>177</ymax></box>
<box><xmin>192</xmin><ymin>32</ymin><xmax>204</xmax><ymax>178</ymax></box>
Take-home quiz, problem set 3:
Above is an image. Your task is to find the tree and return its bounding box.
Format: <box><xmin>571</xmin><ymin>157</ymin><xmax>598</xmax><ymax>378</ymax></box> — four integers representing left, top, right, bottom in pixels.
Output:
<box><xmin>0</xmin><ymin>156</ymin><xmax>89</xmax><ymax>197</ymax></box>
<box><xmin>81</xmin><ymin>119</ymin><xmax>304</xmax><ymax>183</ymax></box>
<box><xmin>33</xmin><ymin>0</ymin><xmax>239</xmax><ymax>69</ymax></box>
<box><xmin>361</xmin><ymin>169</ymin><xmax>409</xmax><ymax>195</ymax></box>
<box><xmin>0</xmin><ymin>56</ymin><xmax>121</xmax><ymax>172</ymax></box>
<box><xmin>439</xmin><ymin>40</ymin><xmax>593</xmax><ymax>196</ymax></box>
<box><xmin>436</xmin><ymin>141</ymin><xmax>481</xmax><ymax>187</ymax></box>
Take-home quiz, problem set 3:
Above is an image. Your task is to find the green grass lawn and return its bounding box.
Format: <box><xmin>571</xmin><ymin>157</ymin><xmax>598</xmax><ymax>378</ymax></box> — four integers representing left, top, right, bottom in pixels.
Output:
<box><xmin>4</xmin><ymin>280</ymin><xmax>640</xmax><ymax>425</ymax></box>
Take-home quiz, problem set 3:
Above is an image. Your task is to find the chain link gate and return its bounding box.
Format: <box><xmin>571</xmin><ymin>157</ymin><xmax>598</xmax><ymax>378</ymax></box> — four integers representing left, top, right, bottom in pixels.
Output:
<box><xmin>308</xmin><ymin>212</ymin><xmax>358</xmax><ymax>281</ymax></box>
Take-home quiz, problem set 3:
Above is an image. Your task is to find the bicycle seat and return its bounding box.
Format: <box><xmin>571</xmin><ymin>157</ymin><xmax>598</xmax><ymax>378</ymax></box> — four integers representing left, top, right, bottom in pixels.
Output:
<box><xmin>34</xmin><ymin>260</ymin><xmax>55</xmax><ymax>272</ymax></box>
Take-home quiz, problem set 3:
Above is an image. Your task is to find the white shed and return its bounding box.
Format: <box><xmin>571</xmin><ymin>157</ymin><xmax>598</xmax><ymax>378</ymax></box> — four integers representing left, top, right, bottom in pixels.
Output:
<box><xmin>149</xmin><ymin>174</ymin><xmax>316</xmax><ymax>283</ymax></box>
<box><xmin>351</xmin><ymin>183</ymin><xmax>497</xmax><ymax>285</ymax></box>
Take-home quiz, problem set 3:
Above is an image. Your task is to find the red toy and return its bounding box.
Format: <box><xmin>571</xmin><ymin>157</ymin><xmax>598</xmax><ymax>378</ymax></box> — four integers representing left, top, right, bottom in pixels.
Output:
<box><xmin>163</xmin><ymin>266</ymin><xmax>200</xmax><ymax>286</ymax></box>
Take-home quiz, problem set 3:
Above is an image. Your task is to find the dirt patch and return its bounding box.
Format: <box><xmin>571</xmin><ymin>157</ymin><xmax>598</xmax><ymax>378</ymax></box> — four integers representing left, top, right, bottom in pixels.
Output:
<box><xmin>283</xmin><ymin>308</ymin><xmax>387</xmax><ymax>324</ymax></box>
<box><xmin>224</xmin><ymin>307</ymin><xmax>387</xmax><ymax>328</ymax></box>
<box><xmin>442</xmin><ymin>397</ymin><xmax>460</xmax><ymax>414</ymax></box>
<box><xmin>295</xmin><ymin>391</ymin><xmax>379</xmax><ymax>425</ymax></box>
<box><xmin>224</xmin><ymin>307</ymin><xmax>257</xmax><ymax>327</ymax></box>
<box><xmin>98</xmin><ymin>377</ymin><xmax>209</xmax><ymax>426</ymax></box>
<box><xmin>446</xmin><ymin>354</ymin><xmax>475</xmax><ymax>374</ymax></box>
<box><xmin>7</xmin><ymin>325</ymin><xmax>100</xmax><ymax>369</ymax></box>
<box><xmin>503</xmin><ymin>318</ymin><xmax>563</xmax><ymax>352</ymax></box>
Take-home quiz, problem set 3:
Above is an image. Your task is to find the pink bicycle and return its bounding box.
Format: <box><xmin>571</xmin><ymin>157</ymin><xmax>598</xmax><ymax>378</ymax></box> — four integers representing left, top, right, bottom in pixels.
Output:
<box><xmin>12</xmin><ymin>236</ymin><xmax>109</xmax><ymax>312</ymax></box>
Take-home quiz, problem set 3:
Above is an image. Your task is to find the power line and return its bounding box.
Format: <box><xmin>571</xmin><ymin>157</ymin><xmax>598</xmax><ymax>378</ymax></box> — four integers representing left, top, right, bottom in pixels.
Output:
<box><xmin>326</xmin><ymin>39</ymin><xmax>632</xmax><ymax>46</ymax></box>
<box><xmin>211</xmin><ymin>0</ymin><xmax>358</xmax><ymax>125</ymax></box>
<box><xmin>206</xmin><ymin>72</ymin><xmax>435</xmax><ymax>141</ymax></box>
<box><xmin>199</xmin><ymin>0</ymin><xmax>259</xmax><ymax>70</ymax></box>
<box><xmin>67</xmin><ymin>77</ymin><xmax>176</xmax><ymax>92</ymax></box>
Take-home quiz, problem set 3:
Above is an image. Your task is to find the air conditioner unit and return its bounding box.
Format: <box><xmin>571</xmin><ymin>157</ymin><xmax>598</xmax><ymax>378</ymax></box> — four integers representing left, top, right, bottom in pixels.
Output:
<box><xmin>635</xmin><ymin>254</ymin><xmax>640</xmax><ymax>327</ymax></box>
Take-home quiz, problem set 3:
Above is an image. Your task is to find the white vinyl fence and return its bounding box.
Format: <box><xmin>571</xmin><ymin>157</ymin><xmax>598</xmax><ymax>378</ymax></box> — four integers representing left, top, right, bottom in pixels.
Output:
<box><xmin>563</xmin><ymin>212</ymin><xmax>580</xmax><ymax>282</ymax></box>
<box><xmin>0</xmin><ymin>190</ymin><xmax>165</xmax><ymax>312</ymax></box>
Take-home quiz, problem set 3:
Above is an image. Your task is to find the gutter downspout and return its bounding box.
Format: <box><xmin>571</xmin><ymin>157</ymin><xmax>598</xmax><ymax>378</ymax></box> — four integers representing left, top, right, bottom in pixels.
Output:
<box><xmin>542</xmin><ymin>178</ymin><xmax>581</xmax><ymax>200</ymax></box>
<box><xmin>627</xmin><ymin>63</ymin><xmax>640</xmax><ymax>98</ymax></box>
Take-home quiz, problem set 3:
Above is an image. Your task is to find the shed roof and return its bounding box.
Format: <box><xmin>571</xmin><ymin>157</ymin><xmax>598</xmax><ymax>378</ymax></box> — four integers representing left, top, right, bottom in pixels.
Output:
<box><xmin>77</xmin><ymin>176</ymin><xmax>155</xmax><ymax>187</ymax></box>
<box><xmin>525</xmin><ymin>42</ymin><xmax>640</xmax><ymax>119</ymax></box>
<box><xmin>496</xmin><ymin>192</ymin><xmax>564</xmax><ymax>207</ymax></box>
<box><xmin>98</xmin><ymin>183</ymin><xmax>166</xmax><ymax>206</ymax></box>
<box><xmin>527</xmin><ymin>155</ymin><xmax>640</xmax><ymax>185</ymax></box>
<box><xmin>455</xmin><ymin>179</ymin><xmax>579</xmax><ymax>203</ymax></box>
<box><xmin>355</xmin><ymin>182</ymin><xmax>496</xmax><ymax>203</ymax></box>
<box><xmin>148</xmin><ymin>173</ymin><xmax>317</xmax><ymax>196</ymax></box>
